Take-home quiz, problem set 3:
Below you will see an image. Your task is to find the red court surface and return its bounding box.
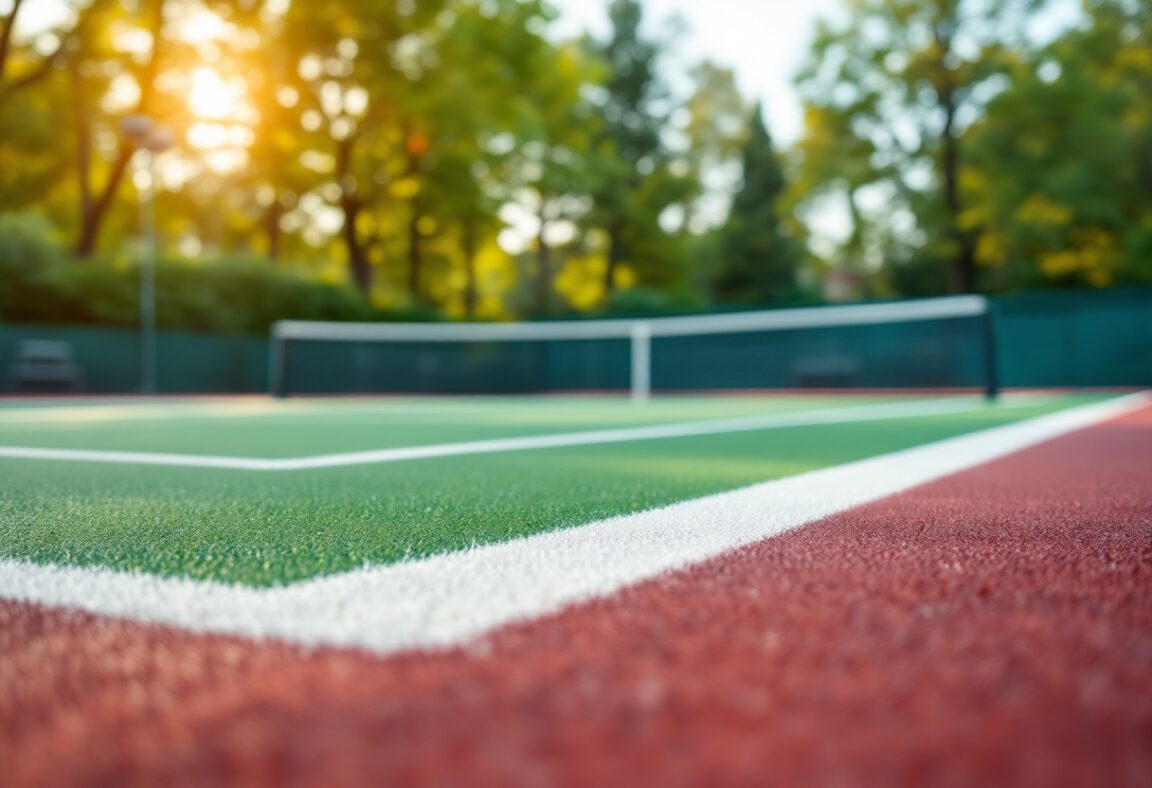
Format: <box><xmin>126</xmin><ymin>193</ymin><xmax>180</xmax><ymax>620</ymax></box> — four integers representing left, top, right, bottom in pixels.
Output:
<box><xmin>2</xmin><ymin>407</ymin><xmax>1150</xmax><ymax>787</ymax></box>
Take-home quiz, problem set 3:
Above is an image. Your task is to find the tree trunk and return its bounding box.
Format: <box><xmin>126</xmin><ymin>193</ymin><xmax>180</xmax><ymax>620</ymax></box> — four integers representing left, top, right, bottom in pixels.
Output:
<box><xmin>0</xmin><ymin>0</ymin><xmax>26</xmax><ymax>85</ymax></box>
<box><xmin>264</xmin><ymin>199</ymin><xmax>283</xmax><ymax>263</ymax></box>
<box><xmin>535</xmin><ymin>199</ymin><xmax>552</xmax><ymax>316</ymax></box>
<box><xmin>341</xmin><ymin>201</ymin><xmax>371</xmax><ymax>294</ymax></box>
<box><xmin>940</xmin><ymin>115</ymin><xmax>976</xmax><ymax>293</ymax></box>
<box><xmin>73</xmin><ymin>0</ymin><xmax>165</xmax><ymax>259</ymax></box>
<box><xmin>407</xmin><ymin>203</ymin><xmax>423</xmax><ymax>305</ymax></box>
<box><xmin>72</xmin><ymin>62</ymin><xmax>92</xmax><ymax>236</ymax></box>
<box><xmin>604</xmin><ymin>219</ymin><xmax>625</xmax><ymax>296</ymax></box>
<box><xmin>74</xmin><ymin>149</ymin><xmax>132</xmax><ymax>258</ymax></box>
<box><xmin>935</xmin><ymin>21</ymin><xmax>977</xmax><ymax>295</ymax></box>
<box><xmin>335</xmin><ymin>136</ymin><xmax>371</xmax><ymax>293</ymax></box>
<box><xmin>461</xmin><ymin>218</ymin><xmax>478</xmax><ymax>320</ymax></box>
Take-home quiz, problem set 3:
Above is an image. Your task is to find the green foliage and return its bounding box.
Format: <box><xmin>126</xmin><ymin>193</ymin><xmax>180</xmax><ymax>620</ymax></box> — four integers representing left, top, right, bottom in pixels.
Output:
<box><xmin>2</xmin><ymin>0</ymin><xmax>1148</xmax><ymax>321</ymax></box>
<box><xmin>600</xmin><ymin>287</ymin><xmax>685</xmax><ymax>317</ymax></box>
<box><xmin>793</xmin><ymin>0</ymin><xmax>1042</xmax><ymax>294</ymax></box>
<box><xmin>0</xmin><ymin>213</ymin><xmax>72</xmax><ymax>321</ymax></box>
<box><xmin>0</xmin><ymin>215</ymin><xmax>373</xmax><ymax>331</ymax></box>
<box><xmin>713</xmin><ymin>105</ymin><xmax>802</xmax><ymax>304</ymax></box>
<box><xmin>587</xmin><ymin>0</ymin><xmax>694</xmax><ymax>295</ymax></box>
<box><xmin>961</xmin><ymin>0</ymin><xmax>1152</xmax><ymax>290</ymax></box>
<box><xmin>150</xmin><ymin>257</ymin><xmax>374</xmax><ymax>332</ymax></box>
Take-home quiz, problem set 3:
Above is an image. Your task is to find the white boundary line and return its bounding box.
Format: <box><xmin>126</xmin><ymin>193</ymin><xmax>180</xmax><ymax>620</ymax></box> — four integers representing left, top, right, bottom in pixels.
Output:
<box><xmin>0</xmin><ymin>393</ymin><xmax>1144</xmax><ymax>655</ymax></box>
<box><xmin>0</xmin><ymin>396</ymin><xmax>1052</xmax><ymax>471</ymax></box>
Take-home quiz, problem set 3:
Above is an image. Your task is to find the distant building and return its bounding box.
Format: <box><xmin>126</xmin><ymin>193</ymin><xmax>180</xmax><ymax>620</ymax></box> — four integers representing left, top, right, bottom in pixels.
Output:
<box><xmin>823</xmin><ymin>269</ymin><xmax>866</xmax><ymax>303</ymax></box>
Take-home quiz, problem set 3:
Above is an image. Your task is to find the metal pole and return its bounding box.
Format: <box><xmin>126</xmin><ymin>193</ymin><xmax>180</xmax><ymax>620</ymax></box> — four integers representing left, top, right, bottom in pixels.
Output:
<box><xmin>630</xmin><ymin>322</ymin><xmax>651</xmax><ymax>404</ymax></box>
<box><xmin>140</xmin><ymin>149</ymin><xmax>158</xmax><ymax>395</ymax></box>
<box><xmin>269</xmin><ymin>323</ymin><xmax>288</xmax><ymax>398</ymax></box>
<box><xmin>982</xmin><ymin>300</ymin><xmax>1000</xmax><ymax>402</ymax></box>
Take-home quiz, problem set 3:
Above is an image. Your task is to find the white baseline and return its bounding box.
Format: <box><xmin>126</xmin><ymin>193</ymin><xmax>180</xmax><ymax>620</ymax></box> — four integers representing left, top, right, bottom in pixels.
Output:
<box><xmin>0</xmin><ymin>393</ymin><xmax>1144</xmax><ymax>655</ymax></box>
<box><xmin>0</xmin><ymin>396</ymin><xmax>1050</xmax><ymax>471</ymax></box>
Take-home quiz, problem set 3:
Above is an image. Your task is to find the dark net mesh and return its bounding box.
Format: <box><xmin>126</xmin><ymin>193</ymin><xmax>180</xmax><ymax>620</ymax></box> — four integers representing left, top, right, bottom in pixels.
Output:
<box><xmin>278</xmin><ymin>313</ymin><xmax>989</xmax><ymax>396</ymax></box>
<box><xmin>652</xmin><ymin>315</ymin><xmax>987</xmax><ymax>391</ymax></box>
<box><xmin>282</xmin><ymin>337</ymin><xmax>632</xmax><ymax>395</ymax></box>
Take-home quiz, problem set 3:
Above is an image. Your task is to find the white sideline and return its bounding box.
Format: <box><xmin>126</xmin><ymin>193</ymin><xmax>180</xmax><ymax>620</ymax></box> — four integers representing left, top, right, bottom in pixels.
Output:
<box><xmin>0</xmin><ymin>393</ymin><xmax>1145</xmax><ymax>655</ymax></box>
<box><xmin>0</xmin><ymin>396</ymin><xmax>1051</xmax><ymax>471</ymax></box>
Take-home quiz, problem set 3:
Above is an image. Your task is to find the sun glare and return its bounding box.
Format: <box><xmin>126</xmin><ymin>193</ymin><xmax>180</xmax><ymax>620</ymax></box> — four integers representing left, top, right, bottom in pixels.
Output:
<box><xmin>188</xmin><ymin>66</ymin><xmax>239</xmax><ymax>121</ymax></box>
<box><xmin>178</xmin><ymin>8</ymin><xmax>229</xmax><ymax>46</ymax></box>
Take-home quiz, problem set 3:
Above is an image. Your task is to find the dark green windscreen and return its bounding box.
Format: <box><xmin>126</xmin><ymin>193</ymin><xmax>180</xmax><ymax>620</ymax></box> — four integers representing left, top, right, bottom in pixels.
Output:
<box><xmin>2</xmin><ymin>287</ymin><xmax>1150</xmax><ymax>394</ymax></box>
<box><xmin>277</xmin><ymin>314</ymin><xmax>990</xmax><ymax>395</ymax></box>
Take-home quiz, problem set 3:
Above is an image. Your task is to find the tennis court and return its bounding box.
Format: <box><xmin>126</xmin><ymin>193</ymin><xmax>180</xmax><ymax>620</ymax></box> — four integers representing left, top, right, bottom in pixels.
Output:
<box><xmin>0</xmin><ymin>392</ymin><xmax>1094</xmax><ymax>587</ymax></box>
<box><xmin>2</xmin><ymin>301</ymin><xmax>1149</xmax><ymax>786</ymax></box>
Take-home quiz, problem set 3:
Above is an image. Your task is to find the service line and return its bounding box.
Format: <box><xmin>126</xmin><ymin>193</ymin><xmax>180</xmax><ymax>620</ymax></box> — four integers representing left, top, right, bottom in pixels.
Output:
<box><xmin>0</xmin><ymin>393</ymin><xmax>1144</xmax><ymax>655</ymax></box>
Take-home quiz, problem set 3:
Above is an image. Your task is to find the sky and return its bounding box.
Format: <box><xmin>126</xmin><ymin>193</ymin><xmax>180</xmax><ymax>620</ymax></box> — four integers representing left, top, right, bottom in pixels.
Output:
<box><xmin>549</xmin><ymin>0</ymin><xmax>1085</xmax><ymax>146</ymax></box>
<box><xmin>549</xmin><ymin>0</ymin><xmax>846</xmax><ymax>145</ymax></box>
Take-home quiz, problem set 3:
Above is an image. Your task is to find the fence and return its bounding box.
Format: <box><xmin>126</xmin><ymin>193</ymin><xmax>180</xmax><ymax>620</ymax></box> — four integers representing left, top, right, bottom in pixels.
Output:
<box><xmin>995</xmin><ymin>288</ymin><xmax>1152</xmax><ymax>388</ymax></box>
<box><xmin>1</xmin><ymin>288</ymin><xmax>1149</xmax><ymax>394</ymax></box>
<box><xmin>0</xmin><ymin>324</ymin><xmax>267</xmax><ymax>394</ymax></box>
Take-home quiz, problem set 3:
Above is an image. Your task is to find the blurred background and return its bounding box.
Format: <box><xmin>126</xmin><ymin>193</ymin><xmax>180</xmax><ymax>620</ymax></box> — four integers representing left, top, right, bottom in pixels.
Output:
<box><xmin>0</xmin><ymin>0</ymin><xmax>1149</xmax><ymax>392</ymax></box>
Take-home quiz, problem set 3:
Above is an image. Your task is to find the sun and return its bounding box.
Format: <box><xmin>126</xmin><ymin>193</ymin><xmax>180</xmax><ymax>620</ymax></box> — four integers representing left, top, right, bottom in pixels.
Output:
<box><xmin>188</xmin><ymin>66</ymin><xmax>239</xmax><ymax>121</ymax></box>
<box><xmin>178</xmin><ymin>8</ymin><xmax>229</xmax><ymax>46</ymax></box>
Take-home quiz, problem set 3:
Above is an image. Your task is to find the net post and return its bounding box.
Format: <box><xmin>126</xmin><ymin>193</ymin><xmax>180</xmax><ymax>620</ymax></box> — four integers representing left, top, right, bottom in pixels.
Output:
<box><xmin>630</xmin><ymin>322</ymin><xmax>652</xmax><ymax>404</ymax></box>
<box><xmin>981</xmin><ymin>298</ymin><xmax>1000</xmax><ymax>402</ymax></box>
<box><xmin>269</xmin><ymin>322</ymin><xmax>288</xmax><ymax>399</ymax></box>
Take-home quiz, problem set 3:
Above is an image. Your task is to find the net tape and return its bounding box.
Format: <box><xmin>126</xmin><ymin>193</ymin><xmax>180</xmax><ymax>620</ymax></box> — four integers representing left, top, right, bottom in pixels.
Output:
<box><xmin>273</xmin><ymin>296</ymin><xmax>989</xmax><ymax>344</ymax></box>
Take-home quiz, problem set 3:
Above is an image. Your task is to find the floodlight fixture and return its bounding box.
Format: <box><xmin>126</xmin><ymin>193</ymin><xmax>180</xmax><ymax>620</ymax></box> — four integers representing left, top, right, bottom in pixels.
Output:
<box><xmin>120</xmin><ymin>115</ymin><xmax>176</xmax><ymax>395</ymax></box>
<box><xmin>143</xmin><ymin>125</ymin><xmax>175</xmax><ymax>153</ymax></box>
<box><xmin>120</xmin><ymin>115</ymin><xmax>155</xmax><ymax>145</ymax></box>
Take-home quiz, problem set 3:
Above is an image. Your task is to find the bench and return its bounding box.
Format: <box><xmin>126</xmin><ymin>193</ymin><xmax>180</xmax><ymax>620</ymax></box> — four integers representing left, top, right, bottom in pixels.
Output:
<box><xmin>790</xmin><ymin>356</ymin><xmax>861</xmax><ymax>388</ymax></box>
<box><xmin>7</xmin><ymin>340</ymin><xmax>84</xmax><ymax>393</ymax></box>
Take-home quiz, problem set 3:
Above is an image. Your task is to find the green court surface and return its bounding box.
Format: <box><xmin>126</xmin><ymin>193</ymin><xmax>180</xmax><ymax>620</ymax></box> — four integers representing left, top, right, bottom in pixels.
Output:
<box><xmin>0</xmin><ymin>394</ymin><xmax>1107</xmax><ymax>587</ymax></box>
<box><xmin>0</xmin><ymin>395</ymin><xmax>912</xmax><ymax>457</ymax></box>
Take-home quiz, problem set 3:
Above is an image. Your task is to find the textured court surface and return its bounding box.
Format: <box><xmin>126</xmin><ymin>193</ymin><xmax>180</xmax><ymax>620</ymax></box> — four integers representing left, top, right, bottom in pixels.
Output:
<box><xmin>0</xmin><ymin>394</ymin><xmax>1099</xmax><ymax>584</ymax></box>
<box><xmin>1</xmin><ymin>393</ymin><xmax>1150</xmax><ymax>786</ymax></box>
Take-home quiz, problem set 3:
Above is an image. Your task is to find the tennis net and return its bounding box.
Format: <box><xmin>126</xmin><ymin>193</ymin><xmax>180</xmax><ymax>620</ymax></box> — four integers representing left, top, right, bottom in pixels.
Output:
<box><xmin>270</xmin><ymin>296</ymin><xmax>998</xmax><ymax>401</ymax></box>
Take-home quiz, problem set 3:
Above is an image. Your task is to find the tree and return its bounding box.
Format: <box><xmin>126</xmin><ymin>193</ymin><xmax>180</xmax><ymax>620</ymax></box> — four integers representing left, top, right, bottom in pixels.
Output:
<box><xmin>0</xmin><ymin>0</ymin><xmax>108</xmax><ymax>110</ymax></box>
<box><xmin>399</xmin><ymin>0</ymin><xmax>566</xmax><ymax>312</ymax></box>
<box><xmin>588</xmin><ymin>0</ymin><xmax>675</xmax><ymax>295</ymax></box>
<box><xmin>713</xmin><ymin>104</ymin><xmax>801</xmax><ymax>303</ymax></box>
<box><xmin>70</xmin><ymin>0</ymin><xmax>169</xmax><ymax>259</ymax></box>
<box><xmin>961</xmin><ymin>0</ymin><xmax>1152</xmax><ymax>288</ymax></box>
<box><xmin>681</xmin><ymin>62</ymin><xmax>750</xmax><ymax>230</ymax></box>
<box><xmin>60</xmin><ymin>0</ymin><xmax>265</xmax><ymax>258</ymax></box>
<box><xmin>505</xmin><ymin>39</ymin><xmax>605</xmax><ymax>316</ymax></box>
<box><xmin>677</xmin><ymin>61</ymin><xmax>753</xmax><ymax>296</ymax></box>
<box><xmin>274</xmin><ymin>0</ymin><xmax>451</xmax><ymax>294</ymax></box>
<box><xmin>794</xmin><ymin>0</ymin><xmax>1043</xmax><ymax>294</ymax></box>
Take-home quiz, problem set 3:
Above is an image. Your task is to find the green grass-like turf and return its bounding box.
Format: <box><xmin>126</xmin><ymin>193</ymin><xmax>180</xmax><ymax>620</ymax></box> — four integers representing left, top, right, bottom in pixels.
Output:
<box><xmin>0</xmin><ymin>395</ymin><xmax>1105</xmax><ymax>586</ymax></box>
<box><xmin>0</xmin><ymin>395</ymin><xmax>910</xmax><ymax>457</ymax></box>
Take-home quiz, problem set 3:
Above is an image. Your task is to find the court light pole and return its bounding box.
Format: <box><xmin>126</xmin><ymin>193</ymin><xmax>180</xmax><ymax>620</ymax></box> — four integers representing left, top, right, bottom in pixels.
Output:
<box><xmin>121</xmin><ymin>116</ymin><xmax>174</xmax><ymax>395</ymax></box>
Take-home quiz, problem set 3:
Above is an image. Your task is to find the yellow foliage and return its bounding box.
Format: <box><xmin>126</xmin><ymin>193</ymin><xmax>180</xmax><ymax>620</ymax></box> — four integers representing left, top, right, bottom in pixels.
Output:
<box><xmin>369</xmin><ymin>289</ymin><xmax>394</xmax><ymax>310</ymax></box>
<box><xmin>975</xmin><ymin>231</ymin><xmax>1008</xmax><ymax>266</ymax></box>
<box><xmin>390</xmin><ymin>178</ymin><xmax>420</xmax><ymax>199</ymax></box>
<box><xmin>1014</xmin><ymin>194</ymin><xmax>1072</xmax><ymax>227</ymax></box>
<box><xmin>958</xmin><ymin>166</ymin><xmax>988</xmax><ymax>195</ymax></box>
<box><xmin>555</xmin><ymin>252</ymin><xmax>608</xmax><ymax>312</ymax></box>
<box><xmin>614</xmin><ymin>265</ymin><xmax>638</xmax><ymax>290</ymax></box>
<box><xmin>473</xmin><ymin>239</ymin><xmax>517</xmax><ymax>321</ymax></box>
<box><xmin>958</xmin><ymin>207</ymin><xmax>986</xmax><ymax>232</ymax></box>
<box><xmin>1115</xmin><ymin>45</ymin><xmax>1152</xmax><ymax>72</ymax></box>
<box><xmin>317</xmin><ymin>262</ymin><xmax>346</xmax><ymax>285</ymax></box>
<box><xmin>1038</xmin><ymin>228</ymin><xmax>1121</xmax><ymax>287</ymax></box>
